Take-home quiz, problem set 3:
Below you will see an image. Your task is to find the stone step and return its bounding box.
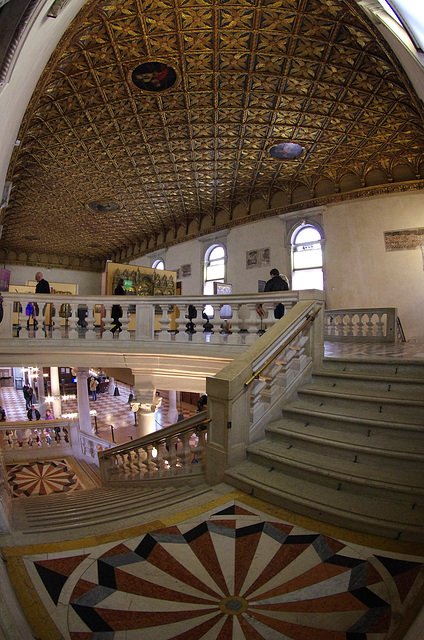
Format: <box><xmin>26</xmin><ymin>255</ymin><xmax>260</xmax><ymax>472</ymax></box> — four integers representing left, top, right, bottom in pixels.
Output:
<box><xmin>265</xmin><ymin>417</ymin><xmax>424</xmax><ymax>467</ymax></box>
<box><xmin>13</xmin><ymin>484</ymin><xmax>213</xmax><ymax>535</ymax></box>
<box><xmin>296</xmin><ymin>389</ymin><xmax>424</xmax><ymax>421</ymax></box>
<box><xmin>282</xmin><ymin>398</ymin><xmax>424</xmax><ymax>434</ymax></box>
<box><xmin>321</xmin><ymin>358</ymin><xmax>424</xmax><ymax>379</ymax></box>
<box><xmin>246</xmin><ymin>438</ymin><xmax>424</xmax><ymax>502</ymax></box>
<box><xmin>304</xmin><ymin>374</ymin><xmax>424</xmax><ymax>403</ymax></box>
<box><xmin>225</xmin><ymin>461</ymin><xmax>424</xmax><ymax>542</ymax></box>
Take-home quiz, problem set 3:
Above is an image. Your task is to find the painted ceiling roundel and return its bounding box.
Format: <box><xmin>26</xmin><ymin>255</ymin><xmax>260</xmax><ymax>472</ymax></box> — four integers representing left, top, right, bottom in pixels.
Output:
<box><xmin>3</xmin><ymin>0</ymin><xmax>424</xmax><ymax>269</ymax></box>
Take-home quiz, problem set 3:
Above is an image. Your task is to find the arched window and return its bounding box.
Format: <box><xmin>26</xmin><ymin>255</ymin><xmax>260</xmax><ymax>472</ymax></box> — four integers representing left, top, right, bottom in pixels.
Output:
<box><xmin>203</xmin><ymin>244</ymin><xmax>226</xmax><ymax>295</ymax></box>
<box><xmin>152</xmin><ymin>259</ymin><xmax>164</xmax><ymax>270</ymax></box>
<box><xmin>291</xmin><ymin>224</ymin><xmax>324</xmax><ymax>290</ymax></box>
<box><xmin>203</xmin><ymin>244</ymin><xmax>226</xmax><ymax>317</ymax></box>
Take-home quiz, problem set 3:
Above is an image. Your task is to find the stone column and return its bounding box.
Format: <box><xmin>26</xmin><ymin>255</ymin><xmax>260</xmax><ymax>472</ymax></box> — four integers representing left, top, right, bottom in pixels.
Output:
<box><xmin>167</xmin><ymin>389</ymin><xmax>179</xmax><ymax>424</ymax></box>
<box><xmin>75</xmin><ymin>367</ymin><xmax>93</xmax><ymax>434</ymax></box>
<box><xmin>50</xmin><ymin>366</ymin><xmax>62</xmax><ymax>419</ymax></box>
<box><xmin>36</xmin><ymin>367</ymin><xmax>46</xmax><ymax>414</ymax></box>
<box><xmin>131</xmin><ymin>387</ymin><xmax>161</xmax><ymax>438</ymax></box>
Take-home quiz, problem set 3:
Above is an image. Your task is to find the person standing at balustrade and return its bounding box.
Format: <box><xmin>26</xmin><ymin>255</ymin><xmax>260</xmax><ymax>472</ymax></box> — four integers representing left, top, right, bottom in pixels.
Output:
<box><xmin>35</xmin><ymin>271</ymin><xmax>52</xmax><ymax>329</ymax></box>
<box><xmin>263</xmin><ymin>268</ymin><xmax>289</xmax><ymax>319</ymax></box>
<box><xmin>35</xmin><ymin>272</ymin><xmax>51</xmax><ymax>293</ymax></box>
<box><xmin>111</xmin><ymin>278</ymin><xmax>126</xmax><ymax>334</ymax></box>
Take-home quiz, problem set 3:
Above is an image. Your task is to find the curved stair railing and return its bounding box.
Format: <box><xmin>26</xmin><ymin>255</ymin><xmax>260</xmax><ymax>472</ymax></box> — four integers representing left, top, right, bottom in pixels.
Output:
<box><xmin>205</xmin><ymin>294</ymin><xmax>325</xmax><ymax>485</ymax></box>
<box><xmin>98</xmin><ymin>412</ymin><xmax>210</xmax><ymax>485</ymax></box>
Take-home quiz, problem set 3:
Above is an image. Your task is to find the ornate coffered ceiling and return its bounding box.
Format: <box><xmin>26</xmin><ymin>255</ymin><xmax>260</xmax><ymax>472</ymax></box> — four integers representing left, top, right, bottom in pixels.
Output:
<box><xmin>2</xmin><ymin>0</ymin><xmax>424</xmax><ymax>271</ymax></box>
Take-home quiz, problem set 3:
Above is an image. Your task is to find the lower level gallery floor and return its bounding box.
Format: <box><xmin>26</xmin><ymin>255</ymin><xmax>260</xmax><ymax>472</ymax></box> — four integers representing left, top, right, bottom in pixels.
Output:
<box><xmin>3</xmin><ymin>488</ymin><xmax>424</xmax><ymax>640</ymax></box>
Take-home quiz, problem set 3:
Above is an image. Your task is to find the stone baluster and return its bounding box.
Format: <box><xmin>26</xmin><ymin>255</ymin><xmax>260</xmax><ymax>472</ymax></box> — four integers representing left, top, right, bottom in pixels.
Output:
<box><xmin>207</xmin><ymin>303</ymin><xmax>222</xmax><ymax>343</ymax></box>
<box><xmin>157</xmin><ymin>304</ymin><xmax>171</xmax><ymax>341</ymax></box>
<box><xmin>356</xmin><ymin>312</ymin><xmax>365</xmax><ymax>337</ymax></box>
<box><xmin>189</xmin><ymin>305</ymin><xmax>205</xmax><ymax>343</ymax></box>
<box><xmin>195</xmin><ymin>428</ymin><xmax>207</xmax><ymax>468</ymax></box>
<box><xmin>289</xmin><ymin>333</ymin><xmax>310</xmax><ymax>373</ymax></box>
<box><xmin>144</xmin><ymin>444</ymin><xmax>159</xmax><ymax>477</ymax></box>
<box><xmin>51</xmin><ymin>302</ymin><xmax>63</xmax><ymax>339</ymax></box>
<box><xmin>173</xmin><ymin>304</ymin><xmax>189</xmax><ymax>342</ymax></box>
<box><xmin>261</xmin><ymin>304</ymin><xmax>276</xmax><ymax>334</ymax></box>
<box><xmin>335</xmin><ymin>314</ymin><xmax>344</xmax><ymax>337</ymax></box>
<box><xmin>67</xmin><ymin>304</ymin><xmax>80</xmax><ymax>339</ymax></box>
<box><xmin>346</xmin><ymin>312</ymin><xmax>355</xmax><ymax>337</ymax></box>
<box><xmin>100</xmin><ymin>304</ymin><xmax>113</xmax><ymax>340</ymax></box>
<box><xmin>375</xmin><ymin>312</ymin><xmax>385</xmax><ymax>338</ymax></box>
<box><xmin>365</xmin><ymin>313</ymin><xmax>374</xmax><ymax>337</ymax></box>
<box><xmin>34</xmin><ymin>302</ymin><xmax>45</xmax><ymax>340</ymax></box>
<box><xmin>249</xmin><ymin>376</ymin><xmax>267</xmax><ymax>423</ymax></box>
<box><xmin>119</xmin><ymin>303</ymin><xmax>131</xmax><ymax>339</ymax></box>
<box><xmin>155</xmin><ymin>440</ymin><xmax>169</xmax><ymax>476</ymax></box>
<box><xmin>166</xmin><ymin>435</ymin><xmax>180</xmax><ymax>474</ymax></box>
<box><xmin>178</xmin><ymin>431</ymin><xmax>192</xmax><ymax>469</ymax></box>
<box><xmin>137</xmin><ymin>447</ymin><xmax>149</xmax><ymax>477</ymax></box>
<box><xmin>225</xmin><ymin>304</ymin><xmax>243</xmax><ymax>344</ymax></box>
<box><xmin>243</xmin><ymin>303</ymin><xmax>261</xmax><ymax>344</ymax></box>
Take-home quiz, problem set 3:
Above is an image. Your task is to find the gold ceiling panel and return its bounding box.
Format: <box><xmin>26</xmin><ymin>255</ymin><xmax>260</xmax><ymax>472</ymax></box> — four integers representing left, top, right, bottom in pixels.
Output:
<box><xmin>2</xmin><ymin>0</ymin><xmax>424</xmax><ymax>269</ymax></box>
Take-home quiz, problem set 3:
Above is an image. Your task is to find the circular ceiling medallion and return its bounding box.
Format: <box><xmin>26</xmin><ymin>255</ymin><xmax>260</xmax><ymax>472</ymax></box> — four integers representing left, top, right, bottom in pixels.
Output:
<box><xmin>86</xmin><ymin>200</ymin><xmax>120</xmax><ymax>213</ymax></box>
<box><xmin>270</xmin><ymin>142</ymin><xmax>303</xmax><ymax>160</ymax></box>
<box><xmin>130</xmin><ymin>60</ymin><xmax>178</xmax><ymax>93</ymax></box>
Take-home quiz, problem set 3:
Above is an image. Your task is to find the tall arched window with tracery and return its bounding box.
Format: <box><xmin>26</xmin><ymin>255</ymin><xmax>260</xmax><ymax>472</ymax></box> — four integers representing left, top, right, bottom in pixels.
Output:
<box><xmin>291</xmin><ymin>224</ymin><xmax>324</xmax><ymax>290</ymax></box>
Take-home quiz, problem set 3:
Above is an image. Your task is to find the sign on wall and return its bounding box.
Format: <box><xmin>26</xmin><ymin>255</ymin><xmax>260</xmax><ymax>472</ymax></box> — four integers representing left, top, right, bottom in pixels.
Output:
<box><xmin>246</xmin><ymin>247</ymin><xmax>270</xmax><ymax>269</ymax></box>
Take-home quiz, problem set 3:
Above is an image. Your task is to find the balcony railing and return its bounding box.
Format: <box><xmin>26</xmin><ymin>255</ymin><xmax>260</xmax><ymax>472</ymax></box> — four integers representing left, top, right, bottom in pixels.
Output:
<box><xmin>324</xmin><ymin>308</ymin><xmax>397</xmax><ymax>342</ymax></box>
<box><xmin>0</xmin><ymin>291</ymin><xmax>299</xmax><ymax>345</ymax></box>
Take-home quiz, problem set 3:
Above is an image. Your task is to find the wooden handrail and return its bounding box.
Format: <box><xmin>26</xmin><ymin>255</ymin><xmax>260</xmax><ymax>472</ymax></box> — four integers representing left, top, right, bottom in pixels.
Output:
<box><xmin>244</xmin><ymin>306</ymin><xmax>321</xmax><ymax>386</ymax></box>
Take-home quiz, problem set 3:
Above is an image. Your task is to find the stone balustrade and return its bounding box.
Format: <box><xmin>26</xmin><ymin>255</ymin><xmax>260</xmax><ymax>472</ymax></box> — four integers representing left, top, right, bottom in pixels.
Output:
<box><xmin>98</xmin><ymin>413</ymin><xmax>208</xmax><ymax>484</ymax></box>
<box><xmin>80</xmin><ymin>432</ymin><xmax>114</xmax><ymax>463</ymax></box>
<box><xmin>96</xmin><ymin>292</ymin><xmax>325</xmax><ymax>488</ymax></box>
<box><xmin>0</xmin><ymin>419</ymin><xmax>75</xmax><ymax>462</ymax></box>
<box><xmin>324</xmin><ymin>307</ymin><xmax>397</xmax><ymax>342</ymax></box>
<box><xmin>0</xmin><ymin>291</ymin><xmax>299</xmax><ymax>345</ymax></box>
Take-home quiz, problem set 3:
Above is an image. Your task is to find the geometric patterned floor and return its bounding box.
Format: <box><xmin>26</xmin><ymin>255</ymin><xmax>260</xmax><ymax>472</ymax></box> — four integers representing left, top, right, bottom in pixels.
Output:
<box><xmin>4</xmin><ymin>493</ymin><xmax>424</xmax><ymax>640</ymax></box>
<box><xmin>0</xmin><ymin>383</ymin><xmax>198</xmax><ymax>445</ymax></box>
<box><xmin>6</xmin><ymin>459</ymin><xmax>86</xmax><ymax>497</ymax></box>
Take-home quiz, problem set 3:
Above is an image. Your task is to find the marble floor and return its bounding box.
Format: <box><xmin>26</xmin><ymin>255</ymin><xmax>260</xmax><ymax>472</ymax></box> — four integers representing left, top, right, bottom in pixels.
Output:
<box><xmin>4</xmin><ymin>491</ymin><xmax>424</xmax><ymax>640</ymax></box>
<box><xmin>2</xmin><ymin>342</ymin><xmax>424</xmax><ymax>639</ymax></box>
<box><xmin>0</xmin><ymin>382</ymin><xmax>198</xmax><ymax>447</ymax></box>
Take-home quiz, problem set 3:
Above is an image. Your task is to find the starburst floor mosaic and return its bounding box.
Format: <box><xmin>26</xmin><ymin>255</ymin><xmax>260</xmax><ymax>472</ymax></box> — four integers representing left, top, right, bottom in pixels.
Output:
<box><xmin>7</xmin><ymin>496</ymin><xmax>424</xmax><ymax>640</ymax></box>
<box><xmin>7</xmin><ymin>459</ymin><xmax>86</xmax><ymax>497</ymax></box>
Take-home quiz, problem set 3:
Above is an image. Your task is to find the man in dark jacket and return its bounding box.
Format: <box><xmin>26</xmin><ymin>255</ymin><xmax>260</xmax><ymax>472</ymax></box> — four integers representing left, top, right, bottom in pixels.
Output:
<box><xmin>264</xmin><ymin>268</ymin><xmax>289</xmax><ymax>319</ymax></box>
<box><xmin>111</xmin><ymin>278</ymin><xmax>126</xmax><ymax>333</ymax></box>
<box><xmin>27</xmin><ymin>405</ymin><xmax>41</xmax><ymax>421</ymax></box>
<box><xmin>35</xmin><ymin>272</ymin><xmax>51</xmax><ymax>293</ymax></box>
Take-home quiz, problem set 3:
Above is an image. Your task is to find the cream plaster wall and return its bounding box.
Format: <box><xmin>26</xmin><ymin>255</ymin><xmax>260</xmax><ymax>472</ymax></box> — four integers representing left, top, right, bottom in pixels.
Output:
<box><xmin>141</xmin><ymin>219</ymin><xmax>290</xmax><ymax>297</ymax></box>
<box><xmin>226</xmin><ymin>218</ymin><xmax>289</xmax><ymax>294</ymax></box>
<box><xmin>5</xmin><ymin>264</ymin><xmax>102</xmax><ymax>295</ymax></box>
<box><xmin>323</xmin><ymin>191</ymin><xmax>424</xmax><ymax>341</ymax></box>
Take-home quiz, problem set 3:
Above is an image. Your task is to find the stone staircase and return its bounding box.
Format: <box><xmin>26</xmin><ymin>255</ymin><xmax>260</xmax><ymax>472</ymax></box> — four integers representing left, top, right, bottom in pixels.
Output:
<box><xmin>226</xmin><ymin>358</ymin><xmax>424</xmax><ymax>542</ymax></box>
<box><xmin>11</xmin><ymin>482</ymin><xmax>218</xmax><ymax>541</ymax></box>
